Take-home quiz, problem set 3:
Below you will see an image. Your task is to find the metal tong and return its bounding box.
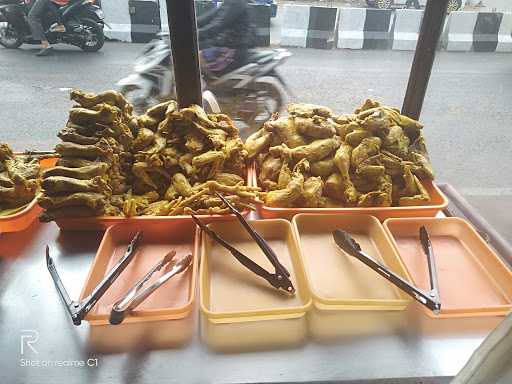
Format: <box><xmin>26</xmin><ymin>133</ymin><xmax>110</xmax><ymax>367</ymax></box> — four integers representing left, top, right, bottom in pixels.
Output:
<box><xmin>191</xmin><ymin>193</ymin><xmax>295</xmax><ymax>294</ymax></box>
<box><xmin>46</xmin><ymin>231</ymin><xmax>143</xmax><ymax>325</ymax></box>
<box><xmin>333</xmin><ymin>226</ymin><xmax>441</xmax><ymax>314</ymax></box>
<box><xmin>109</xmin><ymin>251</ymin><xmax>193</xmax><ymax>325</ymax></box>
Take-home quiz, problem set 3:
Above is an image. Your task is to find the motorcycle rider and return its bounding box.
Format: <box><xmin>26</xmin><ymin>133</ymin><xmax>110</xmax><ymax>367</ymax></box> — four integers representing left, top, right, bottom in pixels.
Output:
<box><xmin>28</xmin><ymin>0</ymin><xmax>67</xmax><ymax>56</ymax></box>
<box><xmin>197</xmin><ymin>0</ymin><xmax>255</xmax><ymax>74</ymax></box>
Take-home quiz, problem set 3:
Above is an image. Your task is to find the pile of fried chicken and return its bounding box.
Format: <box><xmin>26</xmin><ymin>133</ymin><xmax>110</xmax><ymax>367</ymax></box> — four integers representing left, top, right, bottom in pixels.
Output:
<box><xmin>0</xmin><ymin>143</ymin><xmax>41</xmax><ymax>216</ymax></box>
<box><xmin>38</xmin><ymin>90</ymin><xmax>260</xmax><ymax>222</ymax></box>
<box><xmin>246</xmin><ymin>99</ymin><xmax>434</xmax><ymax>208</ymax></box>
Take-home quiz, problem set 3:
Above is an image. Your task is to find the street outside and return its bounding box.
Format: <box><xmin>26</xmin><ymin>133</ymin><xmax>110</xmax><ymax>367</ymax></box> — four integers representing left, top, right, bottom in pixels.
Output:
<box><xmin>0</xmin><ymin>35</ymin><xmax>511</xmax><ymax>237</ymax></box>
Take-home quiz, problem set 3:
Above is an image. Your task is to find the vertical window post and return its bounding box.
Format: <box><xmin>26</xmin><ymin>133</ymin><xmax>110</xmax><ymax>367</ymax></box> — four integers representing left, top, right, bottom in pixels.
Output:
<box><xmin>166</xmin><ymin>0</ymin><xmax>202</xmax><ymax>108</ymax></box>
<box><xmin>402</xmin><ymin>0</ymin><xmax>449</xmax><ymax>120</ymax></box>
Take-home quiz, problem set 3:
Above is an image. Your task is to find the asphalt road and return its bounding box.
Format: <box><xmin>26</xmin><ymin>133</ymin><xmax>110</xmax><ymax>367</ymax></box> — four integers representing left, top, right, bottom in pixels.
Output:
<box><xmin>0</xmin><ymin>42</ymin><xmax>510</xmax><ymax>237</ymax></box>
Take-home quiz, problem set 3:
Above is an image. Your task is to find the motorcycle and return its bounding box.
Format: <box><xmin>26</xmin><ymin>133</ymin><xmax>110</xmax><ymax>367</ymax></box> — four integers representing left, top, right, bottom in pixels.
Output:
<box><xmin>0</xmin><ymin>0</ymin><xmax>105</xmax><ymax>52</ymax></box>
<box><xmin>117</xmin><ymin>34</ymin><xmax>292</xmax><ymax>135</ymax></box>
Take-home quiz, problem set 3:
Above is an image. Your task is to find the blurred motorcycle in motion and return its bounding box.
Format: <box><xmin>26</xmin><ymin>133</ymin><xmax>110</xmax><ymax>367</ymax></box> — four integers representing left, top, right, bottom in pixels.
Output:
<box><xmin>117</xmin><ymin>34</ymin><xmax>292</xmax><ymax>136</ymax></box>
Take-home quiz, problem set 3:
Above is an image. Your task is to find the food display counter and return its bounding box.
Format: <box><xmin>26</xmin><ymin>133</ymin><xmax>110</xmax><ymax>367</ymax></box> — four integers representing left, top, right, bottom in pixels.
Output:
<box><xmin>0</xmin><ymin>217</ymin><xmax>507</xmax><ymax>384</ymax></box>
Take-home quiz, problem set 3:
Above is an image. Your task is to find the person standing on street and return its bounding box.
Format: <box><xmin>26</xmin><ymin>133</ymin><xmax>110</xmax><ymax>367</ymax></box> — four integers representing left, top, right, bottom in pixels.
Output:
<box><xmin>27</xmin><ymin>0</ymin><xmax>66</xmax><ymax>56</ymax></box>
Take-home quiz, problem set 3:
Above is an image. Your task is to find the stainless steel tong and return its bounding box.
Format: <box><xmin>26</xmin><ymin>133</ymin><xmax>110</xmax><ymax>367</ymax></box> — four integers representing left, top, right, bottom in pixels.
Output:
<box><xmin>109</xmin><ymin>252</ymin><xmax>193</xmax><ymax>325</ymax></box>
<box><xmin>46</xmin><ymin>231</ymin><xmax>143</xmax><ymax>326</ymax></box>
<box><xmin>192</xmin><ymin>193</ymin><xmax>295</xmax><ymax>294</ymax></box>
<box><xmin>333</xmin><ymin>226</ymin><xmax>441</xmax><ymax>314</ymax></box>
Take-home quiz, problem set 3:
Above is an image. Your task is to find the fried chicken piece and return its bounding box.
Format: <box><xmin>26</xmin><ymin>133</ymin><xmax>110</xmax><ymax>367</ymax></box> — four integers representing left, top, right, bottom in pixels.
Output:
<box><xmin>288</xmin><ymin>103</ymin><xmax>332</xmax><ymax>118</ymax></box>
<box><xmin>55</xmin><ymin>139</ymin><xmax>112</xmax><ymax>159</ymax></box>
<box><xmin>172</xmin><ymin>173</ymin><xmax>193</xmax><ymax>197</ymax></box>
<box><xmin>56</xmin><ymin>158</ymin><xmax>95</xmax><ymax>168</ymax></box>
<box><xmin>122</xmin><ymin>191</ymin><xmax>160</xmax><ymax>217</ymax></box>
<box><xmin>192</xmin><ymin>150</ymin><xmax>225</xmax><ymax>168</ymax></box>
<box><xmin>146</xmin><ymin>100</ymin><xmax>178</xmax><ymax>120</ymax></box>
<box><xmin>295</xmin><ymin>116</ymin><xmax>337</xmax><ymax>139</ymax></box>
<box><xmin>214</xmin><ymin>173</ymin><xmax>244</xmax><ymax>186</ymax></box>
<box><xmin>185</xmin><ymin>132</ymin><xmax>205</xmax><ymax>153</ymax></box>
<box><xmin>0</xmin><ymin>143</ymin><xmax>14</xmax><ymax>161</ymax></box>
<box><xmin>355</xmin><ymin>155</ymin><xmax>385</xmax><ymax>178</ymax></box>
<box><xmin>333</xmin><ymin>121</ymin><xmax>360</xmax><ymax>140</ymax></box>
<box><xmin>264</xmin><ymin>117</ymin><xmax>307</xmax><ymax>148</ymax></box>
<box><xmin>192</xmin><ymin>150</ymin><xmax>225</xmax><ymax>179</ymax></box>
<box><xmin>354</xmin><ymin>98</ymin><xmax>380</xmax><ymax>114</ymax></box>
<box><xmin>310</xmin><ymin>157</ymin><xmax>336</xmax><ymax>178</ymax></box>
<box><xmin>324</xmin><ymin>173</ymin><xmax>344</xmax><ymax>201</ymax></box>
<box><xmin>345</xmin><ymin>129</ymin><xmax>372</xmax><ymax>147</ymax></box>
<box><xmin>132</xmin><ymin>161</ymin><xmax>158</xmax><ymax>190</ymax></box>
<box><xmin>357</xmin><ymin>175</ymin><xmax>392</xmax><ymax>207</ymax></box>
<box><xmin>178</xmin><ymin>153</ymin><xmax>194</xmax><ymax>175</ymax></box>
<box><xmin>270</xmin><ymin>136</ymin><xmax>341</xmax><ymax>163</ymax></box>
<box><xmin>222</xmin><ymin>137</ymin><xmax>247</xmax><ymax>177</ymax></box>
<box><xmin>132</xmin><ymin>128</ymin><xmax>155</xmax><ymax>151</ymax></box>
<box><xmin>42</xmin><ymin>163</ymin><xmax>108</xmax><ymax>180</ymax></box>
<box><xmin>245</xmin><ymin>128</ymin><xmax>272</xmax><ymax>159</ymax></box>
<box><xmin>65</xmin><ymin>122</ymin><xmax>100</xmax><ymax>137</ymax></box>
<box><xmin>137</xmin><ymin>114</ymin><xmax>160</xmax><ymax>132</ymax></box>
<box><xmin>4</xmin><ymin>157</ymin><xmax>40</xmax><ymax>182</ymax></box>
<box><xmin>141</xmin><ymin>133</ymin><xmax>166</xmax><ymax>155</ymax></box>
<box><xmin>351</xmin><ymin>137</ymin><xmax>381</xmax><ymax>169</ymax></box>
<box><xmin>0</xmin><ymin>180</ymin><xmax>38</xmax><ymax>207</ymax></box>
<box><xmin>380</xmin><ymin>125</ymin><xmax>410</xmax><ymax>158</ymax></box>
<box><xmin>70</xmin><ymin>89</ymin><xmax>133</xmax><ymax>115</ymax></box>
<box><xmin>258</xmin><ymin>156</ymin><xmax>282</xmax><ymax>186</ymax></box>
<box><xmin>208</xmin><ymin>113</ymin><xmax>239</xmax><ymax>137</ymax></box>
<box><xmin>301</xmin><ymin>176</ymin><xmax>324</xmax><ymax>207</ymax></box>
<box><xmin>42</xmin><ymin>176</ymin><xmax>110</xmax><ymax>196</ymax></box>
<box><xmin>399</xmin><ymin>166</ymin><xmax>431</xmax><ymax>206</ymax></box>
<box><xmin>69</xmin><ymin>104</ymin><xmax>119</xmax><ymax>126</ymax></box>
<box><xmin>265</xmin><ymin>167</ymin><xmax>304</xmax><ymax>207</ymax></box>
<box><xmin>333</xmin><ymin>143</ymin><xmax>359</xmax><ymax>205</ymax></box>
<box><xmin>277</xmin><ymin>158</ymin><xmax>292</xmax><ymax>189</ymax></box>
<box><xmin>381</xmin><ymin>150</ymin><xmax>407</xmax><ymax>177</ymax></box>
<box><xmin>0</xmin><ymin>172</ymin><xmax>13</xmax><ymax>188</ymax></box>
<box><xmin>143</xmin><ymin>200</ymin><xmax>173</xmax><ymax>216</ymax></box>
<box><xmin>408</xmin><ymin>136</ymin><xmax>434</xmax><ymax>179</ymax></box>
<box><xmin>38</xmin><ymin>192</ymin><xmax>106</xmax><ymax>211</ymax></box>
<box><xmin>58</xmin><ymin>127</ymin><xmax>100</xmax><ymax>145</ymax></box>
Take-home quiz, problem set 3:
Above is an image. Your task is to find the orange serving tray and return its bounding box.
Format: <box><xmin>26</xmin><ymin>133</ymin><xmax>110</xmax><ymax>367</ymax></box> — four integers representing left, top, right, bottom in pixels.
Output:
<box><xmin>384</xmin><ymin>217</ymin><xmax>512</xmax><ymax>318</ymax></box>
<box><xmin>0</xmin><ymin>156</ymin><xmax>58</xmax><ymax>233</ymax></box>
<box><xmin>79</xmin><ymin>220</ymin><xmax>199</xmax><ymax>325</ymax></box>
<box><xmin>249</xmin><ymin>162</ymin><xmax>449</xmax><ymax>221</ymax></box>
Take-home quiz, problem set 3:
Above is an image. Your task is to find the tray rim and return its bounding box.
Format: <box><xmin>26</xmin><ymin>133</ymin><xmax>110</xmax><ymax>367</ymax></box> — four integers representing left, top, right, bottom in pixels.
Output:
<box><xmin>292</xmin><ymin>213</ymin><xmax>411</xmax><ymax>311</ymax></box>
<box><xmin>199</xmin><ymin>218</ymin><xmax>313</xmax><ymax>322</ymax></box>
<box><xmin>79</xmin><ymin>221</ymin><xmax>199</xmax><ymax>325</ymax></box>
<box><xmin>383</xmin><ymin>216</ymin><xmax>512</xmax><ymax>318</ymax></box>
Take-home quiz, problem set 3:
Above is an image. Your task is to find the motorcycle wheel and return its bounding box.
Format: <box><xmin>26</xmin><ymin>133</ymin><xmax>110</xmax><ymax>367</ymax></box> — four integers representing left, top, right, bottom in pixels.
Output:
<box><xmin>219</xmin><ymin>76</ymin><xmax>285</xmax><ymax>137</ymax></box>
<box><xmin>0</xmin><ymin>22</ymin><xmax>23</xmax><ymax>49</ymax></box>
<box><xmin>80</xmin><ymin>18</ymin><xmax>104</xmax><ymax>52</ymax></box>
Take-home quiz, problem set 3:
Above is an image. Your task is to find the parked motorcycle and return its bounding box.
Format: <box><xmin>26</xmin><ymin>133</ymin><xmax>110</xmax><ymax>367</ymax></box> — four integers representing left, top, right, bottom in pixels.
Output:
<box><xmin>0</xmin><ymin>0</ymin><xmax>105</xmax><ymax>51</ymax></box>
<box><xmin>117</xmin><ymin>34</ymin><xmax>292</xmax><ymax>135</ymax></box>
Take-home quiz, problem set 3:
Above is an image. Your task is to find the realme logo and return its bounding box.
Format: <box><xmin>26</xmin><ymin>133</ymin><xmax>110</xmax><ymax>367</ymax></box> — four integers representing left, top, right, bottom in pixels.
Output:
<box><xmin>20</xmin><ymin>330</ymin><xmax>39</xmax><ymax>355</ymax></box>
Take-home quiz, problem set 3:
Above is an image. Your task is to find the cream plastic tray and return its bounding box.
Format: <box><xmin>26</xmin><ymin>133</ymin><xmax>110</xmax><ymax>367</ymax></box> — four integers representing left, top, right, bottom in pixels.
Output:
<box><xmin>199</xmin><ymin>219</ymin><xmax>311</xmax><ymax>351</ymax></box>
<box><xmin>292</xmin><ymin>213</ymin><xmax>411</xmax><ymax>340</ymax></box>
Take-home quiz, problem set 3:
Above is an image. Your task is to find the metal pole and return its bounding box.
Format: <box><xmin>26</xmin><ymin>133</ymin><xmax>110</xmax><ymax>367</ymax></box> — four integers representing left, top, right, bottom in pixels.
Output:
<box><xmin>401</xmin><ymin>0</ymin><xmax>449</xmax><ymax>120</ymax></box>
<box><xmin>166</xmin><ymin>0</ymin><xmax>202</xmax><ymax>108</ymax></box>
